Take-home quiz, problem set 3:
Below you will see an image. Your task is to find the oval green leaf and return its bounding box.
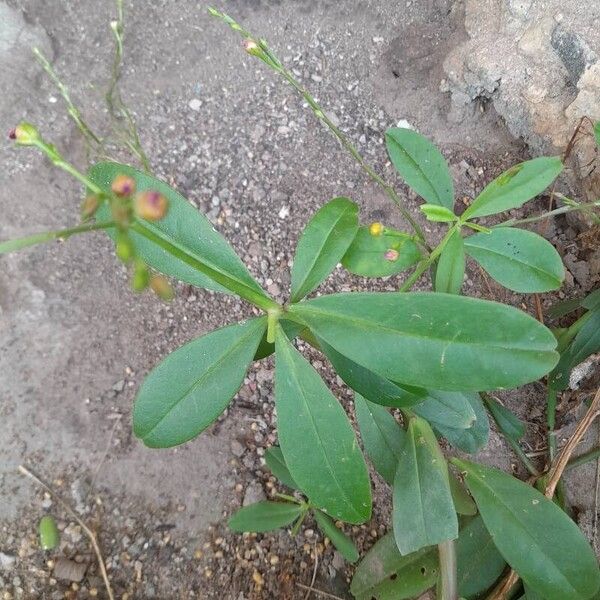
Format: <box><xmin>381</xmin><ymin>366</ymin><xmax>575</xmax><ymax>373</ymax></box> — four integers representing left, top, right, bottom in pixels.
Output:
<box><xmin>385</xmin><ymin>128</ymin><xmax>454</xmax><ymax>210</ymax></box>
<box><xmin>264</xmin><ymin>446</ymin><xmax>299</xmax><ymax>490</ymax></box>
<box><xmin>550</xmin><ymin>310</ymin><xmax>600</xmax><ymax>390</ymax></box>
<box><xmin>433</xmin><ymin>392</ymin><xmax>490</xmax><ymax>454</ymax></box>
<box><xmin>456</xmin><ymin>516</ymin><xmax>506</xmax><ymax>598</ymax></box>
<box><xmin>89</xmin><ymin>162</ymin><xmax>273</xmax><ymax>306</ymax></box>
<box><xmin>354</xmin><ymin>393</ymin><xmax>405</xmax><ymax>485</ymax></box>
<box><xmin>350</xmin><ymin>532</ymin><xmax>438</xmax><ymax>600</ymax></box>
<box><xmin>290</xmin><ymin>197</ymin><xmax>359</xmax><ymax>302</ymax></box>
<box><xmin>465</xmin><ymin>228</ymin><xmax>564</xmax><ymax>292</ymax></box>
<box><xmin>482</xmin><ymin>395</ymin><xmax>525</xmax><ymax>441</ymax></box>
<box><xmin>341</xmin><ymin>226</ymin><xmax>422</xmax><ymax>277</ymax></box>
<box><xmin>393</xmin><ymin>416</ymin><xmax>458</xmax><ymax>555</ymax></box>
<box><xmin>420</xmin><ymin>204</ymin><xmax>457</xmax><ymax>222</ymax></box>
<box><xmin>228</xmin><ymin>501</ymin><xmax>303</xmax><ymax>533</ymax></box>
<box><xmin>274</xmin><ymin>326</ymin><xmax>371</xmax><ymax>523</ymax></box>
<box><xmin>413</xmin><ymin>390</ymin><xmax>477</xmax><ymax>430</ymax></box>
<box><xmin>453</xmin><ymin>458</ymin><xmax>600</xmax><ymax>600</ymax></box>
<box><xmin>290</xmin><ymin>292</ymin><xmax>558</xmax><ymax>391</ymax></box>
<box><xmin>449</xmin><ymin>472</ymin><xmax>477</xmax><ymax>516</ymax></box>
<box><xmin>435</xmin><ymin>229</ymin><xmax>465</xmax><ymax>295</ymax></box>
<box><xmin>134</xmin><ymin>317</ymin><xmax>266</xmax><ymax>448</ymax></box>
<box><xmin>319</xmin><ymin>338</ymin><xmax>426</xmax><ymax>408</ymax></box>
<box><xmin>313</xmin><ymin>510</ymin><xmax>359</xmax><ymax>563</ymax></box>
<box><xmin>462</xmin><ymin>157</ymin><xmax>563</xmax><ymax>220</ymax></box>
<box><xmin>39</xmin><ymin>515</ymin><xmax>60</xmax><ymax>551</ymax></box>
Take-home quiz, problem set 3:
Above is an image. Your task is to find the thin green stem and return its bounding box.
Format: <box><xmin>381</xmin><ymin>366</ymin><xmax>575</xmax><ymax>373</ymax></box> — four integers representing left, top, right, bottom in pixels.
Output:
<box><xmin>130</xmin><ymin>221</ymin><xmax>279</xmax><ymax>312</ymax></box>
<box><xmin>566</xmin><ymin>446</ymin><xmax>600</xmax><ymax>471</ymax></box>
<box><xmin>399</xmin><ymin>223</ymin><xmax>460</xmax><ymax>292</ymax></box>
<box><xmin>0</xmin><ymin>221</ymin><xmax>115</xmax><ymax>255</ymax></box>
<box><xmin>437</xmin><ymin>539</ymin><xmax>458</xmax><ymax>600</ymax></box>
<box><xmin>32</xmin><ymin>47</ymin><xmax>104</xmax><ymax>154</ymax></box>
<box><xmin>547</xmin><ymin>387</ymin><xmax>558</xmax><ymax>462</ymax></box>
<box><xmin>506</xmin><ymin>437</ymin><xmax>540</xmax><ymax>477</ymax></box>
<box><xmin>494</xmin><ymin>198</ymin><xmax>600</xmax><ymax>228</ymax></box>
<box><xmin>209</xmin><ymin>7</ymin><xmax>429</xmax><ymax>248</ymax></box>
<box><xmin>290</xmin><ymin>506</ymin><xmax>309</xmax><ymax>536</ymax></box>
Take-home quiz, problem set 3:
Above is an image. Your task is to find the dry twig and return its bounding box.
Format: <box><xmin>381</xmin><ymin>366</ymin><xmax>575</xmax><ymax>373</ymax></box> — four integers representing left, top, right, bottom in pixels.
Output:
<box><xmin>18</xmin><ymin>465</ymin><xmax>115</xmax><ymax>600</ymax></box>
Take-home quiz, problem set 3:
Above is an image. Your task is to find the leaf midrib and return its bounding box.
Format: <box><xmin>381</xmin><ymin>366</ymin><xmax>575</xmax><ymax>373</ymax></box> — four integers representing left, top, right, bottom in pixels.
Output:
<box><xmin>292</xmin><ymin>304</ymin><xmax>551</xmax><ymax>353</ymax></box>
<box><xmin>465</xmin><ymin>241</ymin><xmax>560</xmax><ymax>283</ymax></box>
<box><xmin>138</xmin><ymin>319</ymin><xmax>264</xmax><ymax>438</ymax></box>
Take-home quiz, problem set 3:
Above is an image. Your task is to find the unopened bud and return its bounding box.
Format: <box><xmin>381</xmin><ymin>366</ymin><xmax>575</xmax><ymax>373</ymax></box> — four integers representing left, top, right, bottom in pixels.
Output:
<box><xmin>81</xmin><ymin>195</ymin><xmax>100</xmax><ymax>220</ymax></box>
<box><xmin>369</xmin><ymin>222</ymin><xmax>384</xmax><ymax>236</ymax></box>
<box><xmin>10</xmin><ymin>122</ymin><xmax>41</xmax><ymax>146</ymax></box>
<box><xmin>115</xmin><ymin>232</ymin><xmax>134</xmax><ymax>263</ymax></box>
<box><xmin>384</xmin><ymin>249</ymin><xmax>399</xmax><ymax>262</ymax></box>
<box><xmin>131</xmin><ymin>261</ymin><xmax>150</xmax><ymax>292</ymax></box>
<box><xmin>135</xmin><ymin>190</ymin><xmax>168</xmax><ymax>221</ymax></box>
<box><xmin>111</xmin><ymin>174</ymin><xmax>136</xmax><ymax>197</ymax></box>
<box><xmin>150</xmin><ymin>274</ymin><xmax>174</xmax><ymax>301</ymax></box>
<box><xmin>243</xmin><ymin>38</ymin><xmax>261</xmax><ymax>56</ymax></box>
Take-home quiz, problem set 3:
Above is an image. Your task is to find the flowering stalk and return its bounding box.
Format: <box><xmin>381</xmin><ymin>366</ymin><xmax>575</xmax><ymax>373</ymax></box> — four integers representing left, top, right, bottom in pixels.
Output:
<box><xmin>208</xmin><ymin>7</ymin><xmax>429</xmax><ymax>249</ymax></box>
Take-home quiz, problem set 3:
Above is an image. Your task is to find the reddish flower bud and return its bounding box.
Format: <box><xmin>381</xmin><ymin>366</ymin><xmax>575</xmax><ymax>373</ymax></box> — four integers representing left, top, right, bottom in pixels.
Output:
<box><xmin>243</xmin><ymin>38</ymin><xmax>261</xmax><ymax>56</ymax></box>
<box><xmin>111</xmin><ymin>174</ymin><xmax>136</xmax><ymax>197</ymax></box>
<box><xmin>81</xmin><ymin>195</ymin><xmax>100</xmax><ymax>220</ymax></box>
<box><xmin>135</xmin><ymin>190</ymin><xmax>169</xmax><ymax>221</ymax></box>
<box><xmin>150</xmin><ymin>275</ymin><xmax>174</xmax><ymax>301</ymax></box>
<box><xmin>8</xmin><ymin>129</ymin><xmax>16</xmax><ymax>140</ymax></box>
<box><xmin>384</xmin><ymin>249</ymin><xmax>399</xmax><ymax>262</ymax></box>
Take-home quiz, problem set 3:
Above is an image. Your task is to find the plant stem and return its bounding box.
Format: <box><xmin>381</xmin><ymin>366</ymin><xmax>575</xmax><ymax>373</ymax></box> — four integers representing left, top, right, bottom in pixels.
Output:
<box><xmin>506</xmin><ymin>436</ymin><xmax>540</xmax><ymax>477</ymax></box>
<box><xmin>494</xmin><ymin>198</ymin><xmax>600</xmax><ymax>228</ymax></box>
<box><xmin>437</xmin><ymin>539</ymin><xmax>458</xmax><ymax>600</ymax></box>
<box><xmin>0</xmin><ymin>221</ymin><xmax>116</xmax><ymax>255</ymax></box>
<box><xmin>399</xmin><ymin>223</ymin><xmax>460</xmax><ymax>292</ymax></box>
<box><xmin>209</xmin><ymin>8</ymin><xmax>429</xmax><ymax>248</ymax></box>
<box><xmin>547</xmin><ymin>387</ymin><xmax>559</xmax><ymax>462</ymax></box>
<box><xmin>566</xmin><ymin>446</ymin><xmax>600</xmax><ymax>471</ymax></box>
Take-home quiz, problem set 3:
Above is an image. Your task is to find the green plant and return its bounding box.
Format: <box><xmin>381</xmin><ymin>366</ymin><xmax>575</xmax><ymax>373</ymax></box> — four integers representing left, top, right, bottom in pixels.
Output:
<box><xmin>3</xmin><ymin>5</ymin><xmax>600</xmax><ymax>600</ymax></box>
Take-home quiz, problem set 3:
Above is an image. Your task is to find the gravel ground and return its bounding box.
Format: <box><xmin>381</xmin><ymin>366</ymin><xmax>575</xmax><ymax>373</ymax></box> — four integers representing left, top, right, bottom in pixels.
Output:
<box><xmin>1</xmin><ymin>1</ymin><xmax>598</xmax><ymax>598</ymax></box>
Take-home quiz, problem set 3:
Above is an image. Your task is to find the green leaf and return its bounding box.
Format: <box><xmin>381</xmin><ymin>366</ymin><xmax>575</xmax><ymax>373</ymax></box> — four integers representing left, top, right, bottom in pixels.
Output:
<box><xmin>264</xmin><ymin>446</ymin><xmax>298</xmax><ymax>490</ymax></box>
<box><xmin>341</xmin><ymin>226</ymin><xmax>422</xmax><ymax>277</ymax></box>
<box><xmin>291</xmin><ymin>292</ymin><xmax>558</xmax><ymax>391</ymax></box>
<box><xmin>228</xmin><ymin>501</ymin><xmax>303</xmax><ymax>533</ymax></box>
<box><xmin>464</xmin><ymin>228</ymin><xmax>564</xmax><ymax>293</ymax></box>
<box><xmin>454</xmin><ymin>458</ymin><xmax>600</xmax><ymax>600</ymax></box>
<box><xmin>413</xmin><ymin>390</ymin><xmax>477</xmax><ymax>430</ymax></box>
<box><xmin>550</xmin><ymin>310</ymin><xmax>600</xmax><ymax>390</ymax></box>
<box><xmin>393</xmin><ymin>416</ymin><xmax>458</xmax><ymax>554</ymax></box>
<box><xmin>385</xmin><ymin>128</ymin><xmax>455</xmax><ymax>210</ymax></box>
<box><xmin>354</xmin><ymin>393</ymin><xmax>405</xmax><ymax>485</ymax></box>
<box><xmin>449</xmin><ymin>472</ymin><xmax>477</xmax><ymax>516</ymax></box>
<box><xmin>482</xmin><ymin>395</ymin><xmax>525</xmax><ymax>441</ymax></box>
<box><xmin>319</xmin><ymin>338</ymin><xmax>426</xmax><ymax>408</ymax></box>
<box><xmin>133</xmin><ymin>317</ymin><xmax>266</xmax><ymax>448</ymax></box>
<box><xmin>582</xmin><ymin>289</ymin><xmax>600</xmax><ymax>312</ymax></box>
<box><xmin>456</xmin><ymin>516</ymin><xmax>506</xmax><ymax>598</ymax></box>
<box><xmin>462</xmin><ymin>157</ymin><xmax>563</xmax><ymax>220</ymax></box>
<box><xmin>524</xmin><ymin>584</ymin><xmax>547</xmax><ymax>600</ymax></box>
<box><xmin>313</xmin><ymin>510</ymin><xmax>359</xmax><ymax>563</ymax></box>
<box><xmin>434</xmin><ymin>392</ymin><xmax>490</xmax><ymax>454</ymax></box>
<box><xmin>595</xmin><ymin>121</ymin><xmax>600</xmax><ymax>148</ymax></box>
<box><xmin>290</xmin><ymin>197</ymin><xmax>359</xmax><ymax>302</ymax></box>
<box><xmin>435</xmin><ymin>230</ymin><xmax>465</xmax><ymax>294</ymax></box>
<box><xmin>274</xmin><ymin>326</ymin><xmax>371</xmax><ymax>523</ymax></box>
<box><xmin>89</xmin><ymin>162</ymin><xmax>273</xmax><ymax>307</ymax></box>
<box><xmin>420</xmin><ymin>204</ymin><xmax>457</xmax><ymax>222</ymax></box>
<box><xmin>39</xmin><ymin>515</ymin><xmax>60</xmax><ymax>551</ymax></box>
<box><xmin>350</xmin><ymin>532</ymin><xmax>438</xmax><ymax>600</ymax></box>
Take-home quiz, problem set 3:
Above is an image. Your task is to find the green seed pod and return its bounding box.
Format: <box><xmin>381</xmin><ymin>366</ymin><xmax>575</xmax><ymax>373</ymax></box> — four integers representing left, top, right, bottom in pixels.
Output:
<box><xmin>39</xmin><ymin>515</ymin><xmax>60</xmax><ymax>551</ymax></box>
<box><xmin>11</xmin><ymin>122</ymin><xmax>41</xmax><ymax>146</ymax></box>
<box><xmin>115</xmin><ymin>232</ymin><xmax>134</xmax><ymax>263</ymax></box>
<box><xmin>131</xmin><ymin>261</ymin><xmax>150</xmax><ymax>292</ymax></box>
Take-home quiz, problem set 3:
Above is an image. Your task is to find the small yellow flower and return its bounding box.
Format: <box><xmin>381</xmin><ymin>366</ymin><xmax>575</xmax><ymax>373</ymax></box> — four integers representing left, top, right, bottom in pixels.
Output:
<box><xmin>369</xmin><ymin>222</ymin><xmax>384</xmax><ymax>236</ymax></box>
